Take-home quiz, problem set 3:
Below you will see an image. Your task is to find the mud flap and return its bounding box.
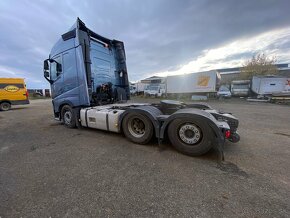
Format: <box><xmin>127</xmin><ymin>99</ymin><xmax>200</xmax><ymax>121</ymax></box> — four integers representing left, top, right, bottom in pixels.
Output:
<box><xmin>217</xmin><ymin>141</ymin><xmax>225</xmax><ymax>164</ymax></box>
<box><xmin>74</xmin><ymin>108</ymin><xmax>82</xmax><ymax>129</ymax></box>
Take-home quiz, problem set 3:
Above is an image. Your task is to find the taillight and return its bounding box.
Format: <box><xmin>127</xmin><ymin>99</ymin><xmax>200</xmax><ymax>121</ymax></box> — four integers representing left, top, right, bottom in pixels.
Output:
<box><xmin>225</xmin><ymin>130</ymin><xmax>231</xmax><ymax>139</ymax></box>
<box><xmin>25</xmin><ymin>90</ymin><xmax>29</xmax><ymax>98</ymax></box>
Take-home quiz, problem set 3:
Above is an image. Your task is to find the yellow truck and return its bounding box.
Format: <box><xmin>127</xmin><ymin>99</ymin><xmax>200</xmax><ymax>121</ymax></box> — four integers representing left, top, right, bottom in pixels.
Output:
<box><xmin>0</xmin><ymin>78</ymin><xmax>29</xmax><ymax>111</ymax></box>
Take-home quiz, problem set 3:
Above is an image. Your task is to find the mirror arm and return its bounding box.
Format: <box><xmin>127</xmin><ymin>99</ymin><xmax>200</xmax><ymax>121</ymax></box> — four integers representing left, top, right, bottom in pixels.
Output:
<box><xmin>43</xmin><ymin>70</ymin><xmax>53</xmax><ymax>84</ymax></box>
<box><xmin>44</xmin><ymin>77</ymin><xmax>53</xmax><ymax>84</ymax></box>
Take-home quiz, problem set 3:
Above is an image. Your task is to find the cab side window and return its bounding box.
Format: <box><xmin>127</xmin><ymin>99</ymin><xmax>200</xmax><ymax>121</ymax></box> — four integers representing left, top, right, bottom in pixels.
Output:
<box><xmin>50</xmin><ymin>56</ymin><xmax>62</xmax><ymax>81</ymax></box>
<box><xmin>63</xmin><ymin>49</ymin><xmax>77</xmax><ymax>90</ymax></box>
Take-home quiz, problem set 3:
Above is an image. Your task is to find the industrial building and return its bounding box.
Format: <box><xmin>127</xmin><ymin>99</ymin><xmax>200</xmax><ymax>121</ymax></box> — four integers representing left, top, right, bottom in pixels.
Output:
<box><xmin>137</xmin><ymin>63</ymin><xmax>290</xmax><ymax>87</ymax></box>
<box><xmin>140</xmin><ymin>76</ymin><xmax>166</xmax><ymax>84</ymax></box>
<box><xmin>217</xmin><ymin>63</ymin><xmax>290</xmax><ymax>84</ymax></box>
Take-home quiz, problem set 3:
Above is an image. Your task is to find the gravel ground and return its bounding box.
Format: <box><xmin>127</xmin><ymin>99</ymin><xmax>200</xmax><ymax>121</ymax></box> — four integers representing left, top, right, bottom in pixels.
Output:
<box><xmin>0</xmin><ymin>98</ymin><xmax>290</xmax><ymax>217</ymax></box>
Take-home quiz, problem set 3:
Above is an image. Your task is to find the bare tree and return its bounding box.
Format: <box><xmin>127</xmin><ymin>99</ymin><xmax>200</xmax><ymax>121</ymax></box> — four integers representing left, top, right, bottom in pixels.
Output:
<box><xmin>240</xmin><ymin>53</ymin><xmax>278</xmax><ymax>79</ymax></box>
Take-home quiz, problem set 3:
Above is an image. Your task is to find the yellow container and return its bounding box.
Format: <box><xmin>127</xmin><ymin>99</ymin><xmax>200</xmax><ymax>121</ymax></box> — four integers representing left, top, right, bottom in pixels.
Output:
<box><xmin>0</xmin><ymin>78</ymin><xmax>29</xmax><ymax>111</ymax></box>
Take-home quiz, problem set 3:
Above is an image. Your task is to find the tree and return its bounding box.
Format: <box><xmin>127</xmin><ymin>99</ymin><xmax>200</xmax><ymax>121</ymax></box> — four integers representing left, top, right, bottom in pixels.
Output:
<box><xmin>240</xmin><ymin>53</ymin><xmax>278</xmax><ymax>79</ymax></box>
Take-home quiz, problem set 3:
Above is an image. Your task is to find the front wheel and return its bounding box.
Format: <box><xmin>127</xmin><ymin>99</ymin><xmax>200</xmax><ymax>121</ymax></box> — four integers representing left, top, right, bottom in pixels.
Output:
<box><xmin>168</xmin><ymin>118</ymin><xmax>215</xmax><ymax>156</ymax></box>
<box><xmin>0</xmin><ymin>102</ymin><xmax>11</xmax><ymax>111</ymax></box>
<box><xmin>122</xmin><ymin>113</ymin><xmax>154</xmax><ymax>144</ymax></box>
<box><xmin>61</xmin><ymin>105</ymin><xmax>76</xmax><ymax>128</ymax></box>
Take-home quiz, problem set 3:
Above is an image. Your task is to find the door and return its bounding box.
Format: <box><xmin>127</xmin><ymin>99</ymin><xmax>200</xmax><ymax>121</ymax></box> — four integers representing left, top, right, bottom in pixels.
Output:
<box><xmin>62</xmin><ymin>49</ymin><xmax>78</xmax><ymax>93</ymax></box>
<box><xmin>50</xmin><ymin>56</ymin><xmax>63</xmax><ymax>98</ymax></box>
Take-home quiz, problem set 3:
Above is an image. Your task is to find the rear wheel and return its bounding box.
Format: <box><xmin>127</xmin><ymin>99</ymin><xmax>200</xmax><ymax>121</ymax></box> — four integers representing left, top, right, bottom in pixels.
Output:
<box><xmin>61</xmin><ymin>105</ymin><xmax>76</xmax><ymax>128</ymax></box>
<box><xmin>122</xmin><ymin>113</ymin><xmax>154</xmax><ymax>144</ymax></box>
<box><xmin>168</xmin><ymin>118</ymin><xmax>215</xmax><ymax>156</ymax></box>
<box><xmin>0</xmin><ymin>102</ymin><xmax>11</xmax><ymax>111</ymax></box>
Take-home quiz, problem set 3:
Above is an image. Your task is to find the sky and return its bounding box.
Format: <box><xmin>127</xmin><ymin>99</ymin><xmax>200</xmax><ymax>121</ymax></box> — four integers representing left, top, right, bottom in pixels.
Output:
<box><xmin>0</xmin><ymin>0</ymin><xmax>290</xmax><ymax>88</ymax></box>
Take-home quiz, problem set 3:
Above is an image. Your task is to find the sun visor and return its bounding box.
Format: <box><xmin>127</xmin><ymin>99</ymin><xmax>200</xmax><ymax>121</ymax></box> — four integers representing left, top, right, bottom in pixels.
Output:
<box><xmin>62</xmin><ymin>29</ymin><xmax>76</xmax><ymax>41</ymax></box>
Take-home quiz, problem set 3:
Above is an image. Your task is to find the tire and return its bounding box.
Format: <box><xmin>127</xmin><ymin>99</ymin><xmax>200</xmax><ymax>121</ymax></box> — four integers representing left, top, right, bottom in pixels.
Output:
<box><xmin>168</xmin><ymin>118</ymin><xmax>215</xmax><ymax>156</ymax></box>
<box><xmin>122</xmin><ymin>112</ymin><xmax>154</xmax><ymax>144</ymax></box>
<box><xmin>61</xmin><ymin>105</ymin><xmax>76</xmax><ymax>128</ymax></box>
<box><xmin>0</xmin><ymin>102</ymin><xmax>11</xmax><ymax>111</ymax></box>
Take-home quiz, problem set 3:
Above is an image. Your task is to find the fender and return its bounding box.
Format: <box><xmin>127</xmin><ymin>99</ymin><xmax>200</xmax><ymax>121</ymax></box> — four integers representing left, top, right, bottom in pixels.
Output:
<box><xmin>118</xmin><ymin>106</ymin><xmax>162</xmax><ymax>137</ymax></box>
<box><xmin>0</xmin><ymin>99</ymin><xmax>11</xmax><ymax>104</ymax></box>
<box><xmin>159</xmin><ymin>108</ymin><xmax>225</xmax><ymax>144</ymax></box>
<box><xmin>52</xmin><ymin>99</ymin><xmax>75</xmax><ymax>121</ymax></box>
<box><xmin>53</xmin><ymin>99</ymin><xmax>75</xmax><ymax>113</ymax></box>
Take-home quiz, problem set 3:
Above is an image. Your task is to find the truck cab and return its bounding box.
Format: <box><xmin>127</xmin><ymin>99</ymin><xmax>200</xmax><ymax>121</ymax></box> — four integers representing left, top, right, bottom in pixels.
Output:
<box><xmin>44</xmin><ymin>18</ymin><xmax>130</xmax><ymax>119</ymax></box>
<box><xmin>144</xmin><ymin>84</ymin><xmax>166</xmax><ymax>97</ymax></box>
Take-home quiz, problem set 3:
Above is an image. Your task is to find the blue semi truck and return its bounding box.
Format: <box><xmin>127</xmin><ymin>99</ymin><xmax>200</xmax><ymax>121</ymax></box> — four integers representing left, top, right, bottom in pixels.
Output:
<box><xmin>43</xmin><ymin>18</ymin><xmax>240</xmax><ymax>156</ymax></box>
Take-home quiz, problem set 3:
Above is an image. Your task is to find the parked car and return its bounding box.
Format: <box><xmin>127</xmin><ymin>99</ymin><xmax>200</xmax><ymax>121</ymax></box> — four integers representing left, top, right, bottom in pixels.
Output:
<box><xmin>217</xmin><ymin>85</ymin><xmax>231</xmax><ymax>98</ymax></box>
<box><xmin>130</xmin><ymin>85</ymin><xmax>137</xmax><ymax>95</ymax></box>
<box><xmin>0</xmin><ymin>78</ymin><xmax>29</xmax><ymax>111</ymax></box>
<box><xmin>144</xmin><ymin>85</ymin><xmax>165</xmax><ymax>97</ymax></box>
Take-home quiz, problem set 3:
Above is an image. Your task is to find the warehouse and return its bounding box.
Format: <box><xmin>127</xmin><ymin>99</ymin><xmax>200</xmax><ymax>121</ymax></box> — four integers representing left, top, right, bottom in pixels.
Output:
<box><xmin>140</xmin><ymin>76</ymin><xmax>166</xmax><ymax>84</ymax></box>
<box><xmin>217</xmin><ymin>63</ymin><xmax>290</xmax><ymax>84</ymax></box>
<box><xmin>133</xmin><ymin>64</ymin><xmax>290</xmax><ymax>96</ymax></box>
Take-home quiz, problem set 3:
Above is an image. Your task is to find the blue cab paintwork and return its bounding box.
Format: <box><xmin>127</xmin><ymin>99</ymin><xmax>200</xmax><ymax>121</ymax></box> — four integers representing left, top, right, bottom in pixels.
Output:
<box><xmin>47</xmin><ymin>19</ymin><xmax>129</xmax><ymax>116</ymax></box>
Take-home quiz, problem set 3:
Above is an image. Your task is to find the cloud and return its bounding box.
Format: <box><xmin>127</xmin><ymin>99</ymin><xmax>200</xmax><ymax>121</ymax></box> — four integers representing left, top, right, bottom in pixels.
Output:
<box><xmin>153</xmin><ymin>27</ymin><xmax>290</xmax><ymax>77</ymax></box>
<box><xmin>0</xmin><ymin>66</ymin><xmax>17</xmax><ymax>76</ymax></box>
<box><xmin>0</xmin><ymin>0</ymin><xmax>290</xmax><ymax>87</ymax></box>
<box><xmin>0</xmin><ymin>65</ymin><xmax>42</xmax><ymax>86</ymax></box>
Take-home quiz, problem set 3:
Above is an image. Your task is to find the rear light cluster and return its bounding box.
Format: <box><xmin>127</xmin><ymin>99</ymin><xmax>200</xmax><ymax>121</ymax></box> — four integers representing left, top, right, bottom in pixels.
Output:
<box><xmin>225</xmin><ymin>130</ymin><xmax>231</xmax><ymax>139</ymax></box>
<box><xmin>25</xmin><ymin>90</ymin><xmax>29</xmax><ymax>98</ymax></box>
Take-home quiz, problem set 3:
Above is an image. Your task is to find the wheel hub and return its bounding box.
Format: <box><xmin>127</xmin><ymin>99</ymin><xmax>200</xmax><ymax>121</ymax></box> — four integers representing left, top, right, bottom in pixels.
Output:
<box><xmin>128</xmin><ymin>118</ymin><xmax>145</xmax><ymax>138</ymax></box>
<box><xmin>178</xmin><ymin>124</ymin><xmax>201</xmax><ymax>145</ymax></box>
<box><xmin>64</xmin><ymin>111</ymin><xmax>72</xmax><ymax>124</ymax></box>
<box><xmin>1</xmin><ymin>103</ymin><xmax>10</xmax><ymax>111</ymax></box>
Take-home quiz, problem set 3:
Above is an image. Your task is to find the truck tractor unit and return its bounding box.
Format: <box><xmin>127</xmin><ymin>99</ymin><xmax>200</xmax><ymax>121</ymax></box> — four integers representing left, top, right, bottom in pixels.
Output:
<box><xmin>44</xmin><ymin>18</ymin><xmax>240</xmax><ymax>156</ymax></box>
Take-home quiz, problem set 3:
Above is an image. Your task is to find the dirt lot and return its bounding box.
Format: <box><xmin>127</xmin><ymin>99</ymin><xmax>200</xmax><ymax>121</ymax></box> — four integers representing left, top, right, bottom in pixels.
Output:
<box><xmin>0</xmin><ymin>98</ymin><xmax>290</xmax><ymax>217</ymax></box>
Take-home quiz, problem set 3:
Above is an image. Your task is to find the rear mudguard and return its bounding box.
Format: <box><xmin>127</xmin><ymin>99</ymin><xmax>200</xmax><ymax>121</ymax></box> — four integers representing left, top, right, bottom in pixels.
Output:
<box><xmin>159</xmin><ymin>108</ymin><xmax>225</xmax><ymax>145</ymax></box>
<box><xmin>118</xmin><ymin>106</ymin><xmax>163</xmax><ymax>137</ymax></box>
<box><xmin>119</xmin><ymin>107</ymin><xmax>225</xmax><ymax>146</ymax></box>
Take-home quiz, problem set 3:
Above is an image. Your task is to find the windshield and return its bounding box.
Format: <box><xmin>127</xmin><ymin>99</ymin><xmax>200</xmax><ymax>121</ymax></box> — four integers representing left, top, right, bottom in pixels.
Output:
<box><xmin>232</xmin><ymin>84</ymin><xmax>249</xmax><ymax>89</ymax></box>
<box><xmin>219</xmin><ymin>86</ymin><xmax>230</xmax><ymax>91</ymax></box>
<box><xmin>151</xmin><ymin>86</ymin><xmax>158</xmax><ymax>91</ymax></box>
<box><xmin>147</xmin><ymin>86</ymin><xmax>159</xmax><ymax>91</ymax></box>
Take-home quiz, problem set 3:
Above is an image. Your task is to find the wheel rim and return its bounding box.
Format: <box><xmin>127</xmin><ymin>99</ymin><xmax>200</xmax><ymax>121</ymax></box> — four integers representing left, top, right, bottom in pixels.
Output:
<box><xmin>178</xmin><ymin>123</ymin><xmax>202</xmax><ymax>145</ymax></box>
<box><xmin>128</xmin><ymin>117</ymin><xmax>145</xmax><ymax>138</ymax></box>
<box><xmin>2</xmin><ymin>103</ymin><xmax>10</xmax><ymax>110</ymax></box>
<box><xmin>64</xmin><ymin>110</ymin><xmax>72</xmax><ymax>125</ymax></box>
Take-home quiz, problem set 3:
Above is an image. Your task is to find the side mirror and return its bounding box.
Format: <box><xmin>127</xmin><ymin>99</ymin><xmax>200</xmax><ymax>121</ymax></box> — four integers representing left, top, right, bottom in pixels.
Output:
<box><xmin>44</xmin><ymin>60</ymin><xmax>49</xmax><ymax>70</ymax></box>
<box><xmin>56</xmin><ymin>63</ymin><xmax>62</xmax><ymax>72</ymax></box>
<box><xmin>44</xmin><ymin>71</ymin><xmax>49</xmax><ymax>78</ymax></box>
<box><xmin>43</xmin><ymin>59</ymin><xmax>52</xmax><ymax>84</ymax></box>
